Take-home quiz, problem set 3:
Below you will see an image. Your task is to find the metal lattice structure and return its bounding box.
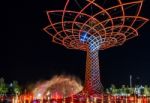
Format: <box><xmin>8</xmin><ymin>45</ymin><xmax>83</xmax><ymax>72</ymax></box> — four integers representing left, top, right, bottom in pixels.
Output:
<box><xmin>44</xmin><ymin>0</ymin><xmax>148</xmax><ymax>96</ymax></box>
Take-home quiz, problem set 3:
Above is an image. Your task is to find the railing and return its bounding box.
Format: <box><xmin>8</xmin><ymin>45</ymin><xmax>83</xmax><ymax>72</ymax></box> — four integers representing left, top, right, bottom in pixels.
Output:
<box><xmin>1</xmin><ymin>95</ymin><xmax>149</xmax><ymax>103</ymax></box>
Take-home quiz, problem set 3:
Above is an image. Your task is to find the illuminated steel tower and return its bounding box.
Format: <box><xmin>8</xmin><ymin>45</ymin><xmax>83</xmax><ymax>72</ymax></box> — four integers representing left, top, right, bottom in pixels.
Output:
<box><xmin>44</xmin><ymin>0</ymin><xmax>148</xmax><ymax>96</ymax></box>
<box><xmin>80</xmin><ymin>32</ymin><xmax>103</xmax><ymax>94</ymax></box>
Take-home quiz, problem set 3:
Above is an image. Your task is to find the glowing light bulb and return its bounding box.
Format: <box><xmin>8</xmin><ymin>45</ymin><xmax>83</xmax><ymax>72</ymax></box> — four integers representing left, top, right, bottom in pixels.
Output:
<box><xmin>94</xmin><ymin>97</ymin><xmax>97</xmax><ymax>103</ymax></box>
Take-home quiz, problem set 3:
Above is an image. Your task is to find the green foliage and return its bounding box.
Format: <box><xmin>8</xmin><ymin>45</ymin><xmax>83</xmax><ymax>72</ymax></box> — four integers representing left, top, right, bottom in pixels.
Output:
<box><xmin>110</xmin><ymin>84</ymin><xmax>117</xmax><ymax>94</ymax></box>
<box><xmin>12</xmin><ymin>81</ymin><xmax>21</xmax><ymax>95</ymax></box>
<box><xmin>144</xmin><ymin>85</ymin><xmax>149</xmax><ymax>96</ymax></box>
<box><xmin>0</xmin><ymin>78</ymin><xmax>8</xmax><ymax>96</ymax></box>
<box><xmin>106</xmin><ymin>84</ymin><xmax>150</xmax><ymax>96</ymax></box>
<box><xmin>0</xmin><ymin>78</ymin><xmax>22</xmax><ymax>96</ymax></box>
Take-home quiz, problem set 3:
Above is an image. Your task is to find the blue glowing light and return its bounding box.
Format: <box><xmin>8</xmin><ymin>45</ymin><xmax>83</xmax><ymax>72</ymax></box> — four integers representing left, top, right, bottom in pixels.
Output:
<box><xmin>80</xmin><ymin>32</ymin><xmax>101</xmax><ymax>51</ymax></box>
<box><xmin>80</xmin><ymin>32</ymin><xmax>89</xmax><ymax>42</ymax></box>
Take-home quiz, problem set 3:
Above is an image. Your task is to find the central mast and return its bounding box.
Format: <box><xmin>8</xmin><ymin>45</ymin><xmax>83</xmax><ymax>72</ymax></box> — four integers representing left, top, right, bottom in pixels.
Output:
<box><xmin>84</xmin><ymin>48</ymin><xmax>103</xmax><ymax>94</ymax></box>
<box><xmin>80</xmin><ymin>32</ymin><xmax>103</xmax><ymax>95</ymax></box>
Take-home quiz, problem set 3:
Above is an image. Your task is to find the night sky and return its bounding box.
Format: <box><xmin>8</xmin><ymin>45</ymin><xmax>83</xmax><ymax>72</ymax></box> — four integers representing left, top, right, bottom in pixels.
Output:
<box><xmin>4</xmin><ymin>0</ymin><xmax>150</xmax><ymax>87</ymax></box>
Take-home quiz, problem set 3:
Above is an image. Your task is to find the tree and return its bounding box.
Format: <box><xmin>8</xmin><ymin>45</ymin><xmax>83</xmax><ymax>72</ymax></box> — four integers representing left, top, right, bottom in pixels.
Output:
<box><xmin>129</xmin><ymin>87</ymin><xmax>134</xmax><ymax>95</ymax></box>
<box><xmin>12</xmin><ymin>81</ymin><xmax>21</xmax><ymax>96</ymax></box>
<box><xmin>125</xmin><ymin>86</ymin><xmax>130</xmax><ymax>95</ymax></box>
<box><xmin>110</xmin><ymin>84</ymin><xmax>117</xmax><ymax>95</ymax></box>
<box><xmin>121</xmin><ymin>85</ymin><xmax>126</xmax><ymax>95</ymax></box>
<box><xmin>148</xmin><ymin>87</ymin><xmax>150</xmax><ymax>96</ymax></box>
<box><xmin>144</xmin><ymin>85</ymin><xmax>149</xmax><ymax>96</ymax></box>
<box><xmin>106</xmin><ymin>88</ymin><xmax>110</xmax><ymax>94</ymax></box>
<box><xmin>0</xmin><ymin>78</ymin><xmax>8</xmax><ymax>96</ymax></box>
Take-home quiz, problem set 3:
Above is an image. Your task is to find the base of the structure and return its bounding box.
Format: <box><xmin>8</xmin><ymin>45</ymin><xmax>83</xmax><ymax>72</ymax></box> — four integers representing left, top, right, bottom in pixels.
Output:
<box><xmin>65</xmin><ymin>92</ymin><xmax>109</xmax><ymax>103</ymax></box>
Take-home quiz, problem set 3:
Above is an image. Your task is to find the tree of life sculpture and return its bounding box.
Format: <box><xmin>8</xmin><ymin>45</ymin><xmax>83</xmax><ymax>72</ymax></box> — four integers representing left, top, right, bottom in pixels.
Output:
<box><xmin>44</xmin><ymin>0</ymin><xmax>148</xmax><ymax>97</ymax></box>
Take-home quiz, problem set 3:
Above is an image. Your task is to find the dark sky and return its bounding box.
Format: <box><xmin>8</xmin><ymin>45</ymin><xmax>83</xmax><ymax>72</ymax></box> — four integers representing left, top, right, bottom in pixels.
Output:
<box><xmin>3</xmin><ymin>0</ymin><xmax>150</xmax><ymax>87</ymax></box>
